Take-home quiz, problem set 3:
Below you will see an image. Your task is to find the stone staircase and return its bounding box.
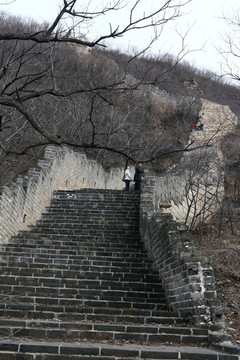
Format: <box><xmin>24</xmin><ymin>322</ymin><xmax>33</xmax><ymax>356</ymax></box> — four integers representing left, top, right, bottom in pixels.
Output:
<box><xmin>0</xmin><ymin>189</ymin><xmax>238</xmax><ymax>359</ymax></box>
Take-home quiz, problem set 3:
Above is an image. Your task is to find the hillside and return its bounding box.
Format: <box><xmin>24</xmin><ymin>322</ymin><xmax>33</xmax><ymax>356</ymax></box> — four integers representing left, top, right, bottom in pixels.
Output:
<box><xmin>109</xmin><ymin>49</ymin><xmax>240</xmax><ymax>119</ymax></box>
<box><xmin>1</xmin><ymin>43</ymin><xmax>240</xmax><ymax>184</ymax></box>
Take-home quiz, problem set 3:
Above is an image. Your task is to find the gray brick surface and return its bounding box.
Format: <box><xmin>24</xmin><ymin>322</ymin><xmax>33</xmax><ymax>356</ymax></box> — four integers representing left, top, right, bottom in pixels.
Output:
<box><xmin>0</xmin><ymin>189</ymin><xmax>238</xmax><ymax>359</ymax></box>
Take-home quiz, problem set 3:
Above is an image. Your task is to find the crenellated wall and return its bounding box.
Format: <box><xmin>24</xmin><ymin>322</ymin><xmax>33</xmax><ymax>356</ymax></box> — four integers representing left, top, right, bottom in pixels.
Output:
<box><xmin>0</xmin><ymin>145</ymin><xmax>125</xmax><ymax>245</ymax></box>
<box><xmin>153</xmin><ymin>148</ymin><xmax>225</xmax><ymax>229</ymax></box>
<box><xmin>140</xmin><ymin>170</ymin><xmax>226</xmax><ymax>331</ymax></box>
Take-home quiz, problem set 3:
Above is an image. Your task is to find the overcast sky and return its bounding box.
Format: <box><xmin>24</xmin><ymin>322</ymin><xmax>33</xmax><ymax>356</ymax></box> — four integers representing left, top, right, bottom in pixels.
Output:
<box><xmin>1</xmin><ymin>0</ymin><xmax>240</xmax><ymax>76</ymax></box>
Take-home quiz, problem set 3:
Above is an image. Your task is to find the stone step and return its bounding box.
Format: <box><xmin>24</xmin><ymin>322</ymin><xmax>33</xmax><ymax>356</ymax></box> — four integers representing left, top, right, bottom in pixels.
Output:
<box><xmin>9</xmin><ymin>237</ymin><xmax>142</xmax><ymax>247</ymax></box>
<box><xmin>0</xmin><ymin>271</ymin><xmax>162</xmax><ymax>283</ymax></box>
<box><xmin>0</xmin><ymin>341</ymin><xmax>238</xmax><ymax>359</ymax></box>
<box><xmin>51</xmin><ymin>192</ymin><xmax>140</xmax><ymax>202</ymax></box>
<box><xmin>3</xmin><ymin>243</ymin><xmax>146</xmax><ymax>254</ymax></box>
<box><xmin>20</xmin><ymin>243</ymin><xmax>141</xmax><ymax>253</ymax></box>
<box><xmin>0</xmin><ymin>302</ymin><xmax>179</xmax><ymax>322</ymax></box>
<box><xmin>0</xmin><ymin>318</ymin><xmax>189</xmax><ymax>331</ymax></box>
<box><xmin>40</xmin><ymin>211</ymin><xmax>138</xmax><ymax>218</ymax></box>
<box><xmin>41</xmin><ymin>209</ymin><xmax>139</xmax><ymax>215</ymax></box>
<box><xmin>0</xmin><ymin>287</ymin><xmax>166</xmax><ymax>301</ymax></box>
<box><xmin>38</xmin><ymin>217</ymin><xmax>138</xmax><ymax>225</ymax></box>
<box><xmin>43</xmin><ymin>203</ymin><xmax>139</xmax><ymax>211</ymax></box>
<box><xmin>48</xmin><ymin>200</ymin><xmax>140</xmax><ymax>206</ymax></box>
<box><xmin>52</xmin><ymin>188</ymin><xmax>140</xmax><ymax>195</ymax></box>
<box><xmin>43</xmin><ymin>202</ymin><xmax>138</xmax><ymax>208</ymax></box>
<box><xmin>0</xmin><ymin>290</ymin><xmax>166</xmax><ymax>304</ymax></box>
<box><xmin>0</xmin><ymin>284</ymin><xmax>165</xmax><ymax>300</ymax></box>
<box><xmin>0</xmin><ymin>278</ymin><xmax>165</xmax><ymax>296</ymax></box>
<box><xmin>0</xmin><ymin>250</ymin><xmax>151</xmax><ymax>263</ymax></box>
<box><xmin>44</xmin><ymin>206</ymin><xmax>137</xmax><ymax>212</ymax></box>
<box><xmin>0</xmin><ymin>259</ymin><xmax>161</xmax><ymax>276</ymax></box>
<box><xmin>0</xmin><ymin>266</ymin><xmax>162</xmax><ymax>281</ymax></box>
<box><xmin>10</xmin><ymin>234</ymin><xmax>141</xmax><ymax>244</ymax></box>
<box><xmin>0</xmin><ymin>265</ymin><xmax>159</xmax><ymax>279</ymax></box>
<box><xmin>0</xmin><ymin>319</ymin><xmax>209</xmax><ymax>345</ymax></box>
<box><xmin>18</xmin><ymin>229</ymin><xmax>139</xmax><ymax>237</ymax></box>
<box><xmin>1</xmin><ymin>239</ymin><xmax>147</xmax><ymax>252</ymax></box>
<box><xmin>0</xmin><ymin>287</ymin><xmax>166</xmax><ymax>302</ymax></box>
<box><xmin>0</xmin><ymin>247</ymin><xmax>151</xmax><ymax>258</ymax></box>
<box><xmin>31</xmin><ymin>225</ymin><xmax>139</xmax><ymax>233</ymax></box>
<box><xmin>0</xmin><ymin>260</ymin><xmax>152</xmax><ymax>273</ymax></box>
<box><xmin>24</xmin><ymin>225</ymin><xmax>138</xmax><ymax>232</ymax></box>
<box><xmin>41</xmin><ymin>212</ymin><xmax>138</xmax><ymax>218</ymax></box>
<box><xmin>0</xmin><ymin>256</ymin><xmax>154</xmax><ymax>268</ymax></box>
<box><xmin>35</xmin><ymin>220</ymin><xmax>139</xmax><ymax>226</ymax></box>
<box><xmin>0</xmin><ymin>295</ymin><xmax>166</xmax><ymax>313</ymax></box>
<box><xmin>0</xmin><ymin>308</ymin><xmax>173</xmax><ymax>324</ymax></box>
<box><xmin>0</xmin><ymin>260</ymin><xmax>154</xmax><ymax>271</ymax></box>
<box><xmin>0</xmin><ymin>259</ymin><xmax>153</xmax><ymax>271</ymax></box>
<box><xmin>0</xmin><ymin>283</ymin><xmax>166</xmax><ymax>299</ymax></box>
<box><xmin>0</xmin><ymin>262</ymin><xmax>163</xmax><ymax>283</ymax></box>
<box><xmin>0</xmin><ymin>309</ymin><xmax>172</xmax><ymax>325</ymax></box>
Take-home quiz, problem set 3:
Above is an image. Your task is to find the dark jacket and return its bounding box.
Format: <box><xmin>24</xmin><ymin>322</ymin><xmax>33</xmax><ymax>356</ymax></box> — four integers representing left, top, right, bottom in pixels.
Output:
<box><xmin>134</xmin><ymin>166</ymin><xmax>144</xmax><ymax>181</ymax></box>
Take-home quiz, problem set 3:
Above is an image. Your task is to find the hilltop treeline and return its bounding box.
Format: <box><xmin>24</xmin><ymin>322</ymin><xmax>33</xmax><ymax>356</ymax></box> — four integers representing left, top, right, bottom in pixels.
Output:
<box><xmin>108</xmin><ymin>47</ymin><xmax>240</xmax><ymax>115</ymax></box>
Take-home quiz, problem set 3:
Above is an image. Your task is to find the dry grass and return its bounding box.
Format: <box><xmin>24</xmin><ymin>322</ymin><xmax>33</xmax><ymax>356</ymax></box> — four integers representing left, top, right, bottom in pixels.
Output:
<box><xmin>191</xmin><ymin>214</ymin><xmax>240</xmax><ymax>344</ymax></box>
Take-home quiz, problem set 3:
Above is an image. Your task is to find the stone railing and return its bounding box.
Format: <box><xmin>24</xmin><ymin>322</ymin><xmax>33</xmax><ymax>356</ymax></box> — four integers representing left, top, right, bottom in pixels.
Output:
<box><xmin>0</xmin><ymin>145</ymin><xmax>125</xmax><ymax>245</ymax></box>
<box><xmin>140</xmin><ymin>170</ymin><xmax>226</xmax><ymax>331</ymax></box>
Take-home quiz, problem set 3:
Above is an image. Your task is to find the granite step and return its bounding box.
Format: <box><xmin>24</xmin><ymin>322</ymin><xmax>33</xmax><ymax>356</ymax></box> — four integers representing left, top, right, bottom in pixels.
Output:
<box><xmin>0</xmin><ymin>341</ymin><xmax>238</xmax><ymax>359</ymax></box>
<box><xmin>0</xmin><ymin>319</ymin><xmax>209</xmax><ymax>345</ymax></box>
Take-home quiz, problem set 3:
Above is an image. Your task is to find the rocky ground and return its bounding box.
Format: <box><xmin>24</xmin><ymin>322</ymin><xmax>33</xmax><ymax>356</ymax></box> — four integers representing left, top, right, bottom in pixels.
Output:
<box><xmin>191</xmin><ymin>214</ymin><xmax>240</xmax><ymax>345</ymax></box>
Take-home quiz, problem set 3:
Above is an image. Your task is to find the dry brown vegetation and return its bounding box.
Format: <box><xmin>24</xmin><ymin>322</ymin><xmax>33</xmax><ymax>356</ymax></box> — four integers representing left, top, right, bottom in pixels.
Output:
<box><xmin>191</xmin><ymin>213</ymin><xmax>240</xmax><ymax>344</ymax></box>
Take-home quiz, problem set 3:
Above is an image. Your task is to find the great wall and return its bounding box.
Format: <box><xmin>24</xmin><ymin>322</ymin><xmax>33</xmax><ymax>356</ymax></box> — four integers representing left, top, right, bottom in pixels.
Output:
<box><xmin>0</xmin><ymin>98</ymin><xmax>239</xmax><ymax>359</ymax></box>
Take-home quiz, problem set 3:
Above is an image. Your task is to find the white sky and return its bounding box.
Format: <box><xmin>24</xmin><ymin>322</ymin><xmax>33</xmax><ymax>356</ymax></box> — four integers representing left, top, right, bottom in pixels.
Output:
<box><xmin>1</xmin><ymin>0</ymin><xmax>240</xmax><ymax>76</ymax></box>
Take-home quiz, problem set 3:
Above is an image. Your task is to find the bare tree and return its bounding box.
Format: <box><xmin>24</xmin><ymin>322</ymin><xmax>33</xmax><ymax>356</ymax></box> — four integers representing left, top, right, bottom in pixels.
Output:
<box><xmin>177</xmin><ymin>148</ymin><xmax>224</xmax><ymax>233</ymax></box>
<box><xmin>218</xmin><ymin>9</ymin><xmax>240</xmax><ymax>84</ymax></box>
<box><xmin>3</xmin><ymin>0</ymin><xmax>224</xmax><ymax>186</ymax></box>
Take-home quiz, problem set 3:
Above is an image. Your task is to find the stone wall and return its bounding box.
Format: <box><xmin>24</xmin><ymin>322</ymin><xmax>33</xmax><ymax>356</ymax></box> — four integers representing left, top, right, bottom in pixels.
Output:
<box><xmin>140</xmin><ymin>170</ymin><xmax>226</xmax><ymax>329</ymax></box>
<box><xmin>153</xmin><ymin>149</ymin><xmax>225</xmax><ymax>229</ymax></box>
<box><xmin>0</xmin><ymin>145</ymin><xmax>125</xmax><ymax>245</ymax></box>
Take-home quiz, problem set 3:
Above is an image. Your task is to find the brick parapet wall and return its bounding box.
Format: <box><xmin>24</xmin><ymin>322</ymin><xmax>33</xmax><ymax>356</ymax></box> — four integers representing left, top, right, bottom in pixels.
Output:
<box><xmin>0</xmin><ymin>145</ymin><xmax>124</xmax><ymax>245</ymax></box>
<box><xmin>153</xmin><ymin>159</ymin><xmax>225</xmax><ymax>228</ymax></box>
<box><xmin>140</xmin><ymin>170</ymin><xmax>226</xmax><ymax>330</ymax></box>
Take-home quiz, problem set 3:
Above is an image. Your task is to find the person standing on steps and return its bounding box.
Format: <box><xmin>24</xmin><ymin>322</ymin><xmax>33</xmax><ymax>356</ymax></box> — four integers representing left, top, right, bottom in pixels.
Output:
<box><xmin>134</xmin><ymin>162</ymin><xmax>144</xmax><ymax>191</ymax></box>
<box><xmin>124</xmin><ymin>165</ymin><xmax>133</xmax><ymax>191</ymax></box>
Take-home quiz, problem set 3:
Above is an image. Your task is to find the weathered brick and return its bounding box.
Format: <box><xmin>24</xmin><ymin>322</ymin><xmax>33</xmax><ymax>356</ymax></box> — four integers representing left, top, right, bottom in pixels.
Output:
<box><xmin>20</xmin><ymin>343</ymin><xmax>58</xmax><ymax>354</ymax></box>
